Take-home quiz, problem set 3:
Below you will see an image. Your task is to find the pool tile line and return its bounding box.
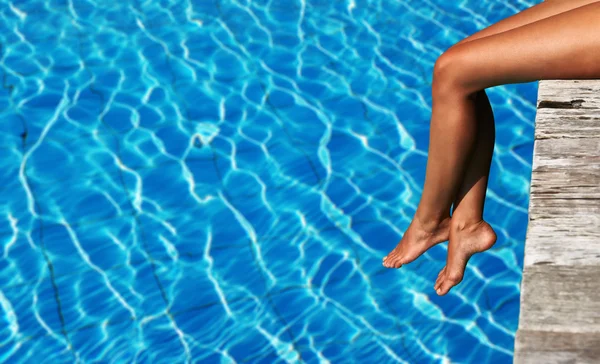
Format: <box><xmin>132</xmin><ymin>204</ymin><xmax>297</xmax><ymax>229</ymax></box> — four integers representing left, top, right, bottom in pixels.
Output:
<box><xmin>73</xmin><ymin>27</ymin><xmax>195</xmax><ymax>362</ymax></box>
<box><xmin>1</xmin><ymin>39</ymin><xmax>77</xmax><ymax>358</ymax></box>
<box><xmin>136</xmin><ymin>11</ymin><xmax>308</xmax><ymax>360</ymax></box>
<box><xmin>0</xmin><ymin>43</ymin><xmax>28</xmax><ymax>152</ymax></box>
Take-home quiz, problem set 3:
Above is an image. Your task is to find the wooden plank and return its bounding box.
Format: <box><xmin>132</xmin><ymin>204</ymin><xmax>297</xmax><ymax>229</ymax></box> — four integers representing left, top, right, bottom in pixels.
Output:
<box><xmin>518</xmin><ymin>265</ymin><xmax>600</xmax><ymax>332</ymax></box>
<box><xmin>534</xmin><ymin>109</ymin><xmax>600</xmax><ymax>139</ymax></box>
<box><xmin>515</xmin><ymin>77</ymin><xmax>600</xmax><ymax>362</ymax></box>
<box><xmin>535</xmin><ymin>80</ymin><xmax>600</xmax><ymax>139</ymax></box>
<box><xmin>537</xmin><ymin>79</ymin><xmax>600</xmax><ymax>110</ymax></box>
<box><xmin>530</xmin><ymin>166</ymin><xmax>600</xmax><ymax>199</ymax></box>
<box><xmin>525</xmin><ymin>207</ymin><xmax>600</xmax><ymax>266</ymax></box>
<box><xmin>515</xmin><ymin>330</ymin><xmax>600</xmax><ymax>364</ymax></box>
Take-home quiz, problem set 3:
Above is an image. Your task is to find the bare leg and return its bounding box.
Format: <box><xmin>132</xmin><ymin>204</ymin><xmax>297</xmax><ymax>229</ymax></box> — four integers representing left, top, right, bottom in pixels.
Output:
<box><xmin>381</xmin><ymin>89</ymin><xmax>493</xmax><ymax>269</ymax></box>
<box><xmin>449</xmin><ymin>0</ymin><xmax>600</xmax><ymax>46</ymax></box>
<box><xmin>434</xmin><ymin>90</ymin><xmax>497</xmax><ymax>295</ymax></box>
<box><xmin>383</xmin><ymin>0</ymin><xmax>600</xmax><ymax>271</ymax></box>
<box><xmin>427</xmin><ymin>2</ymin><xmax>600</xmax><ymax>295</ymax></box>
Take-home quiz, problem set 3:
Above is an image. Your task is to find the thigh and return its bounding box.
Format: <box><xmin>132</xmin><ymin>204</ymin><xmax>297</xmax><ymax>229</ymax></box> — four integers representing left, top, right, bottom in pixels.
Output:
<box><xmin>444</xmin><ymin>1</ymin><xmax>600</xmax><ymax>94</ymax></box>
<box><xmin>453</xmin><ymin>0</ymin><xmax>600</xmax><ymax>47</ymax></box>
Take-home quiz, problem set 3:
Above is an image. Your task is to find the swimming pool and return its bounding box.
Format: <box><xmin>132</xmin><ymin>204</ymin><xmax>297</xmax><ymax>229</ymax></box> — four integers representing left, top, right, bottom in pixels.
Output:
<box><xmin>0</xmin><ymin>0</ymin><xmax>539</xmax><ymax>362</ymax></box>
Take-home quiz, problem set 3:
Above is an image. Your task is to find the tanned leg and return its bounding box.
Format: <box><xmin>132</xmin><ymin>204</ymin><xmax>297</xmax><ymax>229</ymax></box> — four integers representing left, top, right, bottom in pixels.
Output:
<box><xmin>433</xmin><ymin>90</ymin><xmax>497</xmax><ymax>295</ymax></box>
<box><xmin>383</xmin><ymin>0</ymin><xmax>600</xmax><ymax>271</ymax></box>
<box><xmin>428</xmin><ymin>2</ymin><xmax>600</xmax><ymax>295</ymax></box>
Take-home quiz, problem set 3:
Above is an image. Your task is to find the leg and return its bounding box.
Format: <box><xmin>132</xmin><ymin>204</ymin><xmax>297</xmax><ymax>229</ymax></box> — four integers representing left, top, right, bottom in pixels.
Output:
<box><xmin>446</xmin><ymin>0</ymin><xmax>600</xmax><ymax>227</ymax></box>
<box><xmin>382</xmin><ymin>0</ymin><xmax>600</xmax><ymax>269</ymax></box>
<box><xmin>450</xmin><ymin>0</ymin><xmax>600</xmax><ymax>48</ymax></box>
<box><xmin>452</xmin><ymin>90</ymin><xmax>495</xmax><ymax>224</ymax></box>
<box><xmin>425</xmin><ymin>0</ymin><xmax>600</xmax><ymax>224</ymax></box>
<box><xmin>432</xmin><ymin>1</ymin><xmax>600</xmax><ymax>295</ymax></box>
<box><xmin>434</xmin><ymin>90</ymin><xmax>497</xmax><ymax>294</ymax></box>
<box><xmin>431</xmin><ymin>0</ymin><xmax>600</xmax><ymax>290</ymax></box>
<box><xmin>382</xmin><ymin>91</ymin><xmax>495</xmax><ymax>270</ymax></box>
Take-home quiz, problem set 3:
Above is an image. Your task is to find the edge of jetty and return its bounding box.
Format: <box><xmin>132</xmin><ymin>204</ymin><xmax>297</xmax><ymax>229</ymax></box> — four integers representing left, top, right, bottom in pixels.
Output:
<box><xmin>514</xmin><ymin>79</ymin><xmax>600</xmax><ymax>363</ymax></box>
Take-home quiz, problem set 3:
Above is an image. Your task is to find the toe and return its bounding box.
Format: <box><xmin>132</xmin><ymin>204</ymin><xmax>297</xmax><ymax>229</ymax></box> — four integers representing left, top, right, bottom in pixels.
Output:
<box><xmin>393</xmin><ymin>259</ymin><xmax>403</xmax><ymax>268</ymax></box>
<box><xmin>390</xmin><ymin>255</ymin><xmax>401</xmax><ymax>267</ymax></box>
<box><xmin>383</xmin><ymin>251</ymin><xmax>396</xmax><ymax>264</ymax></box>
<box><xmin>434</xmin><ymin>273</ymin><xmax>443</xmax><ymax>288</ymax></box>
<box><xmin>434</xmin><ymin>267</ymin><xmax>445</xmax><ymax>288</ymax></box>
<box><xmin>382</xmin><ymin>253</ymin><xmax>392</xmax><ymax>266</ymax></box>
<box><xmin>437</xmin><ymin>270</ymin><xmax>463</xmax><ymax>295</ymax></box>
<box><xmin>436</xmin><ymin>279</ymin><xmax>452</xmax><ymax>295</ymax></box>
<box><xmin>434</xmin><ymin>274</ymin><xmax>444</xmax><ymax>291</ymax></box>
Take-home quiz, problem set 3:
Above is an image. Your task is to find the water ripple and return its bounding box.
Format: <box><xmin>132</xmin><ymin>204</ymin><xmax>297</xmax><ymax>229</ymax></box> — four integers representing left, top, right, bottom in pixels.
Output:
<box><xmin>0</xmin><ymin>0</ymin><xmax>540</xmax><ymax>362</ymax></box>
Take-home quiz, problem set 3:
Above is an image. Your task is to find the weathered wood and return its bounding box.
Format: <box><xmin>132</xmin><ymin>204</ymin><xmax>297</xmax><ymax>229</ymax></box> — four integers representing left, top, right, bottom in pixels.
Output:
<box><xmin>535</xmin><ymin>80</ymin><xmax>600</xmax><ymax>139</ymax></box>
<box><xmin>518</xmin><ymin>265</ymin><xmax>600</xmax><ymax>331</ymax></box>
<box><xmin>524</xmin><ymin>219</ymin><xmax>600</xmax><ymax>266</ymax></box>
<box><xmin>537</xmin><ymin>79</ymin><xmax>600</xmax><ymax>109</ymax></box>
<box><xmin>534</xmin><ymin>110</ymin><xmax>600</xmax><ymax>139</ymax></box>
<box><xmin>515</xmin><ymin>78</ymin><xmax>600</xmax><ymax>363</ymax></box>
<box><xmin>515</xmin><ymin>330</ymin><xmax>600</xmax><ymax>364</ymax></box>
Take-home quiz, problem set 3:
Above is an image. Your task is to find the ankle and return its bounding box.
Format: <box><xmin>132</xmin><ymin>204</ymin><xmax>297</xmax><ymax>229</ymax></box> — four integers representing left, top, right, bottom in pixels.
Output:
<box><xmin>450</xmin><ymin>215</ymin><xmax>484</xmax><ymax>232</ymax></box>
<box><xmin>414</xmin><ymin>211</ymin><xmax>451</xmax><ymax>233</ymax></box>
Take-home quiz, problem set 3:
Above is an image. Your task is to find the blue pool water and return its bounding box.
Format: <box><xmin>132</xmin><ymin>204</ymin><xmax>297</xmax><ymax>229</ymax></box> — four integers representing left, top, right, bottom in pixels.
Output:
<box><xmin>0</xmin><ymin>0</ymin><xmax>540</xmax><ymax>362</ymax></box>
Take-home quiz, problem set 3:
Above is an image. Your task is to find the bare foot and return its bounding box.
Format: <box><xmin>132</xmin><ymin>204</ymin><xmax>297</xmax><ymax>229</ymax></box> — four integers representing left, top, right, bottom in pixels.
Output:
<box><xmin>434</xmin><ymin>219</ymin><xmax>497</xmax><ymax>295</ymax></box>
<box><xmin>382</xmin><ymin>216</ymin><xmax>451</xmax><ymax>268</ymax></box>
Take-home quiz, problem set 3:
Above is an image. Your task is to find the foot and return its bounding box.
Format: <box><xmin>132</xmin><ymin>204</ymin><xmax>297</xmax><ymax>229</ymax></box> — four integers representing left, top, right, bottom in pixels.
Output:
<box><xmin>434</xmin><ymin>219</ymin><xmax>497</xmax><ymax>295</ymax></box>
<box><xmin>382</xmin><ymin>215</ymin><xmax>451</xmax><ymax>268</ymax></box>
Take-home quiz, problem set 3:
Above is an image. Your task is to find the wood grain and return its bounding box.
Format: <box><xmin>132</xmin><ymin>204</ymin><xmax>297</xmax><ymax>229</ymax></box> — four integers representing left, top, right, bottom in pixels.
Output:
<box><xmin>515</xmin><ymin>330</ymin><xmax>600</xmax><ymax>364</ymax></box>
<box><xmin>515</xmin><ymin>78</ymin><xmax>600</xmax><ymax>363</ymax></box>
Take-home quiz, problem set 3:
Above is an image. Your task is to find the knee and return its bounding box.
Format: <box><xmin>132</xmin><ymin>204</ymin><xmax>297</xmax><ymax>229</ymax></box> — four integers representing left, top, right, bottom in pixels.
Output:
<box><xmin>432</xmin><ymin>48</ymin><xmax>472</xmax><ymax>98</ymax></box>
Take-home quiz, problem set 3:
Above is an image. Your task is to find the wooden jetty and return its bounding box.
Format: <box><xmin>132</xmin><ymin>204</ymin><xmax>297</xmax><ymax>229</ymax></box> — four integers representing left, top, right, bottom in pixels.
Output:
<box><xmin>514</xmin><ymin>79</ymin><xmax>600</xmax><ymax>363</ymax></box>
